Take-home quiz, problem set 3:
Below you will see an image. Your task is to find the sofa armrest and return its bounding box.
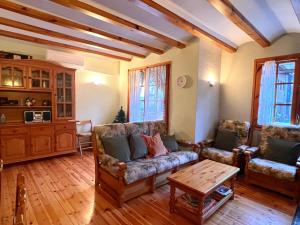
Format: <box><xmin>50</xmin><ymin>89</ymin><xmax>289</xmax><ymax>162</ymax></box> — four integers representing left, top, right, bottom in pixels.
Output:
<box><xmin>98</xmin><ymin>153</ymin><xmax>127</xmax><ymax>178</ymax></box>
<box><xmin>245</xmin><ymin>146</ymin><xmax>260</xmax><ymax>157</ymax></box>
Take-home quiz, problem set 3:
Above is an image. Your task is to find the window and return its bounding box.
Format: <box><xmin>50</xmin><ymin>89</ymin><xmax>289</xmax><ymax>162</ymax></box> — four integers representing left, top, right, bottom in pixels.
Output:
<box><xmin>128</xmin><ymin>63</ymin><xmax>170</xmax><ymax>123</ymax></box>
<box><xmin>252</xmin><ymin>54</ymin><xmax>300</xmax><ymax>127</ymax></box>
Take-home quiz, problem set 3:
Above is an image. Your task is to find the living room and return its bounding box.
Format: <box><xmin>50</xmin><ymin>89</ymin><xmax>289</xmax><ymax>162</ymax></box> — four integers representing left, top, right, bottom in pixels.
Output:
<box><xmin>1</xmin><ymin>0</ymin><xmax>300</xmax><ymax>225</ymax></box>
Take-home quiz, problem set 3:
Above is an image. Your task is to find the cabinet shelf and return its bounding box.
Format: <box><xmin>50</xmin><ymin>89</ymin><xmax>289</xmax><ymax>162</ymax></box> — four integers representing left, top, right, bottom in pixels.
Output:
<box><xmin>0</xmin><ymin>105</ymin><xmax>52</xmax><ymax>109</ymax></box>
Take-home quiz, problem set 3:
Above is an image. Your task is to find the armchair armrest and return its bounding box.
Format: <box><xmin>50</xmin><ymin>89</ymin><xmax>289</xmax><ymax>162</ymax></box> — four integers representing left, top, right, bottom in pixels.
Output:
<box><xmin>199</xmin><ymin>139</ymin><xmax>214</xmax><ymax>149</ymax></box>
<box><xmin>177</xmin><ymin>140</ymin><xmax>201</xmax><ymax>153</ymax></box>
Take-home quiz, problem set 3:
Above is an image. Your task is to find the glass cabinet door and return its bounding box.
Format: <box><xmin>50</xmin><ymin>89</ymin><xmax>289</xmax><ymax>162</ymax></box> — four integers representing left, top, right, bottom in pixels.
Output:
<box><xmin>55</xmin><ymin>71</ymin><xmax>74</xmax><ymax>119</ymax></box>
<box><xmin>30</xmin><ymin>68</ymin><xmax>51</xmax><ymax>89</ymax></box>
<box><xmin>1</xmin><ymin>65</ymin><xmax>25</xmax><ymax>88</ymax></box>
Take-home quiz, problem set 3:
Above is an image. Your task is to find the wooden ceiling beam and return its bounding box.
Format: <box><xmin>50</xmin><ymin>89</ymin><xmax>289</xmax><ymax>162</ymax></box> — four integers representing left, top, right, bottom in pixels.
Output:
<box><xmin>0</xmin><ymin>0</ymin><xmax>164</xmax><ymax>54</ymax></box>
<box><xmin>0</xmin><ymin>17</ymin><xmax>145</xmax><ymax>58</ymax></box>
<box><xmin>291</xmin><ymin>0</ymin><xmax>300</xmax><ymax>24</ymax></box>
<box><xmin>0</xmin><ymin>29</ymin><xmax>132</xmax><ymax>61</ymax></box>
<box><xmin>51</xmin><ymin>0</ymin><xmax>186</xmax><ymax>49</ymax></box>
<box><xmin>132</xmin><ymin>0</ymin><xmax>237</xmax><ymax>53</ymax></box>
<box><xmin>207</xmin><ymin>0</ymin><xmax>270</xmax><ymax>47</ymax></box>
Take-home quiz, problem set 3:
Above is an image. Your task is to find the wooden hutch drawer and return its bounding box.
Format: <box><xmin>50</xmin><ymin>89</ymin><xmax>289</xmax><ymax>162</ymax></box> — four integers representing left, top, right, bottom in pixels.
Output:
<box><xmin>55</xmin><ymin>123</ymin><xmax>75</xmax><ymax>131</ymax></box>
<box><xmin>30</xmin><ymin>125</ymin><xmax>54</xmax><ymax>135</ymax></box>
<box><xmin>0</xmin><ymin>127</ymin><xmax>27</xmax><ymax>135</ymax></box>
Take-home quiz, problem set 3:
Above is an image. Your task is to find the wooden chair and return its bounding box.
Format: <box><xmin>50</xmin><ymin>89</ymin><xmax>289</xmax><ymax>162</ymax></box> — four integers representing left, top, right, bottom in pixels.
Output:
<box><xmin>13</xmin><ymin>173</ymin><xmax>27</xmax><ymax>225</ymax></box>
<box><xmin>76</xmin><ymin>120</ymin><xmax>93</xmax><ymax>155</ymax></box>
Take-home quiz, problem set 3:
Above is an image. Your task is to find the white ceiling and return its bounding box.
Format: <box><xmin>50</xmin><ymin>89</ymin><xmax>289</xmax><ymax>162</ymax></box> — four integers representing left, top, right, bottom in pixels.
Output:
<box><xmin>0</xmin><ymin>0</ymin><xmax>299</xmax><ymax>61</ymax></box>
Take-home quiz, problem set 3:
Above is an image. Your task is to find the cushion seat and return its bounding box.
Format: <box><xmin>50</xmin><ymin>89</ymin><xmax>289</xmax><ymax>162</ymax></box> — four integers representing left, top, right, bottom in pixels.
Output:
<box><xmin>201</xmin><ymin>147</ymin><xmax>234</xmax><ymax>165</ymax></box>
<box><xmin>124</xmin><ymin>161</ymin><xmax>157</xmax><ymax>184</ymax></box>
<box><xmin>136</xmin><ymin>151</ymin><xmax>198</xmax><ymax>174</ymax></box>
<box><xmin>136</xmin><ymin>154</ymin><xmax>180</xmax><ymax>173</ymax></box>
<box><xmin>169</xmin><ymin>151</ymin><xmax>198</xmax><ymax>165</ymax></box>
<box><xmin>248</xmin><ymin>158</ymin><xmax>296</xmax><ymax>182</ymax></box>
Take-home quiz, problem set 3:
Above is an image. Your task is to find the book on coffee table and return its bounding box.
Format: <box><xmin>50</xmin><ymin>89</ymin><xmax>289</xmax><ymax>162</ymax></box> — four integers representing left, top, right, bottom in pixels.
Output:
<box><xmin>179</xmin><ymin>193</ymin><xmax>216</xmax><ymax>214</ymax></box>
<box><xmin>213</xmin><ymin>185</ymin><xmax>232</xmax><ymax>201</ymax></box>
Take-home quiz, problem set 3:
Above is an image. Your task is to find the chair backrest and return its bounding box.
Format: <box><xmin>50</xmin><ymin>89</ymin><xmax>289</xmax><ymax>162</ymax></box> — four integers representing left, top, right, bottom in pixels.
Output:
<box><xmin>218</xmin><ymin>120</ymin><xmax>251</xmax><ymax>146</ymax></box>
<box><xmin>260</xmin><ymin>125</ymin><xmax>300</xmax><ymax>156</ymax></box>
<box><xmin>76</xmin><ymin>120</ymin><xmax>92</xmax><ymax>134</ymax></box>
<box><xmin>13</xmin><ymin>173</ymin><xmax>27</xmax><ymax>225</ymax></box>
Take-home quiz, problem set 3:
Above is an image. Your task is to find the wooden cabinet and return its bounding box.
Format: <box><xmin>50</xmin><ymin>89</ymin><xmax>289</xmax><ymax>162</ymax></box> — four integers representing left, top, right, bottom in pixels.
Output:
<box><xmin>30</xmin><ymin>126</ymin><xmax>54</xmax><ymax>156</ymax></box>
<box><xmin>0</xmin><ymin>122</ymin><xmax>76</xmax><ymax>164</ymax></box>
<box><xmin>0</xmin><ymin>59</ymin><xmax>77</xmax><ymax>164</ymax></box>
<box><xmin>54</xmin><ymin>69</ymin><xmax>75</xmax><ymax>120</ymax></box>
<box><xmin>55</xmin><ymin>130</ymin><xmax>76</xmax><ymax>152</ymax></box>
<box><xmin>0</xmin><ymin>63</ymin><xmax>26</xmax><ymax>88</ymax></box>
<box><xmin>0</xmin><ymin>134</ymin><xmax>28</xmax><ymax>162</ymax></box>
<box><xmin>29</xmin><ymin>67</ymin><xmax>52</xmax><ymax>90</ymax></box>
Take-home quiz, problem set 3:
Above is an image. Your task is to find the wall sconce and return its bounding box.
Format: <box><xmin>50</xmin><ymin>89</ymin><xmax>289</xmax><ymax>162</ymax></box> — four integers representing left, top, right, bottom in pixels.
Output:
<box><xmin>208</xmin><ymin>79</ymin><xmax>216</xmax><ymax>87</ymax></box>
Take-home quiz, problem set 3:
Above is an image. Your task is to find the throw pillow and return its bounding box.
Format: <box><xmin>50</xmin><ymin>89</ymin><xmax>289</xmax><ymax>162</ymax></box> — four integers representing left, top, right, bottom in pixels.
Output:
<box><xmin>264</xmin><ymin>137</ymin><xmax>300</xmax><ymax>166</ymax></box>
<box><xmin>214</xmin><ymin>129</ymin><xmax>238</xmax><ymax>151</ymax></box>
<box><xmin>161</xmin><ymin>135</ymin><xmax>179</xmax><ymax>152</ymax></box>
<box><xmin>129</xmin><ymin>135</ymin><xmax>148</xmax><ymax>160</ymax></box>
<box><xmin>101</xmin><ymin>136</ymin><xmax>131</xmax><ymax>162</ymax></box>
<box><xmin>142</xmin><ymin>133</ymin><xmax>168</xmax><ymax>157</ymax></box>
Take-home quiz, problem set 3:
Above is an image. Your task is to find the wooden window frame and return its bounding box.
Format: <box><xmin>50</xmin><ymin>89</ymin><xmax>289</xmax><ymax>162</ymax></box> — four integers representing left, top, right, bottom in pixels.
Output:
<box><xmin>251</xmin><ymin>53</ymin><xmax>300</xmax><ymax>129</ymax></box>
<box><xmin>127</xmin><ymin>61</ymin><xmax>171</xmax><ymax>128</ymax></box>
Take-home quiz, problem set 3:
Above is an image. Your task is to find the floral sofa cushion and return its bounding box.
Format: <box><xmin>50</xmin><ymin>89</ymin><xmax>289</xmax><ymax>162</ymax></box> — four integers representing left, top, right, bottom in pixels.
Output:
<box><xmin>94</xmin><ymin>121</ymin><xmax>168</xmax><ymax>155</ymax></box>
<box><xmin>99</xmin><ymin>150</ymin><xmax>198</xmax><ymax>184</ymax></box>
<box><xmin>260</xmin><ymin>125</ymin><xmax>300</xmax><ymax>156</ymax></box>
<box><xmin>248</xmin><ymin>158</ymin><xmax>296</xmax><ymax>182</ymax></box>
<box><xmin>201</xmin><ymin>147</ymin><xmax>233</xmax><ymax>165</ymax></box>
<box><xmin>169</xmin><ymin>151</ymin><xmax>198</xmax><ymax>165</ymax></box>
<box><xmin>124</xmin><ymin>161</ymin><xmax>157</xmax><ymax>184</ymax></box>
<box><xmin>136</xmin><ymin>154</ymin><xmax>180</xmax><ymax>173</ymax></box>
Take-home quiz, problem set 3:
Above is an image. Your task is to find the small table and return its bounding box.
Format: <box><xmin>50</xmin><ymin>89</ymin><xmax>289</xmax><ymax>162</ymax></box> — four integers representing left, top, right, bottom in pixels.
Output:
<box><xmin>168</xmin><ymin>159</ymin><xmax>240</xmax><ymax>225</ymax></box>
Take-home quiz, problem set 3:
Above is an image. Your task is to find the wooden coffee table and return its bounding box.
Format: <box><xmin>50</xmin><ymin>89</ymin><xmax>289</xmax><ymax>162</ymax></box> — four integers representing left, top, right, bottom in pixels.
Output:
<box><xmin>168</xmin><ymin>159</ymin><xmax>240</xmax><ymax>225</ymax></box>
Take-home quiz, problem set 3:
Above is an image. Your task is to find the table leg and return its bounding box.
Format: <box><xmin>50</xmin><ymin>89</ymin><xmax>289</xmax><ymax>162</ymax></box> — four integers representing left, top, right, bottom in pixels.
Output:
<box><xmin>197</xmin><ymin>196</ymin><xmax>204</xmax><ymax>225</ymax></box>
<box><xmin>230</xmin><ymin>175</ymin><xmax>236</xmax><ymax>200</ymax></box>
<box><xmin>169</xmin><ymin>185</ymin><xmax>176</xmax><ymax>213</ymax></box>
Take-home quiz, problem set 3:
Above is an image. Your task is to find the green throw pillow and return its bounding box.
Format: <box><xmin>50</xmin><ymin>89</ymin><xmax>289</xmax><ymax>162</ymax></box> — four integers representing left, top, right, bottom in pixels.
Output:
<box><xmin>129</xmin><ymin>135</ymin><xmax>148</xmax><ymax>160</ymax></box>
<box><xmin>101</xmin><ymin>136</ymin><xmax>131</xmax><ymax>162</ymax></box>
<box><xmin>161</xmin><ymin>135</ymin><xmax>179</xmax><ymax>152</ymax></box>
<box><xmin>264</xmin><ymin>137</ymin><xmax>300</xmax><ymax>166</ymax></box>
<box><xmin>214</xmin><ymin>129</ymin><xmax>238</xmax><ymax>151</ymax></box>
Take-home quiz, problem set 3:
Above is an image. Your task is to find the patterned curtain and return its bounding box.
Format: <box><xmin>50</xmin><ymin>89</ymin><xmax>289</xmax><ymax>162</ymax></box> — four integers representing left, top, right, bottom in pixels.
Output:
<box><xmin>144</xmin><ymin>65</ymin><xmax>166</xmax><ymax>121</ymax></box>
<box><xmin>129</xmin><ymin>69</ymin><xmax>143</xmax><ymax>122</ymax></box>
<box><xmin>257</xmin><ymin>61</ymin><xmax>277</xmax><ymax>125</ymax></box>
<box><xmin>129</xmin><ymin>65</ymin><xmax>167</xmax><ymax>122</ymax></box>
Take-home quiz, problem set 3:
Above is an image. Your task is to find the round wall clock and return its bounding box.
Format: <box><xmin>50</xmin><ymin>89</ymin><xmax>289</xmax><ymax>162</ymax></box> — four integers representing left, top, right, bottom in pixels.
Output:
<box><xmin>176</xmin><ymin>75</ymin><xmax>187</xmax><ymax>88</ymax></box>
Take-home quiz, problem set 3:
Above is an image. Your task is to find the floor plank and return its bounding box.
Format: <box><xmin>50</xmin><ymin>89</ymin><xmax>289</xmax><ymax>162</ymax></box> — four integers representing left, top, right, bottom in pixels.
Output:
<box><xmin>1</xmin><ymin>152</ymin><xmax>296</xmax><ymax>225</ymax></box>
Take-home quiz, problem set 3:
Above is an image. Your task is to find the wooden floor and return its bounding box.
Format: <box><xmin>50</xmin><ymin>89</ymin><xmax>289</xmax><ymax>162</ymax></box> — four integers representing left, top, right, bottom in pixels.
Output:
<box><xmin>1</xmin><ymin>152</ymin><xmax>297</xmax><ymax>225</ymax></box>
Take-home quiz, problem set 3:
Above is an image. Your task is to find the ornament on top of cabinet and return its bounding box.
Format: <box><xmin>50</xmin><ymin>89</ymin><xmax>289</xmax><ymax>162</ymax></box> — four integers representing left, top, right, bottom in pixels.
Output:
<box><xmin>176</xmin><ymin>75</ymin><xmax>187</xmax><ymax>88</ymax></box>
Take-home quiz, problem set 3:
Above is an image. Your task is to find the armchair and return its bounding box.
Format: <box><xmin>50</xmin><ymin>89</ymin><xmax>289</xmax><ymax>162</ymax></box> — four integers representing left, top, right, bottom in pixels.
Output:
<box><xmin>245</xmin><ymin>126</ymin><xmax>300</xmax><ymax>201</ymax></box>
<box><xmin>199</xmin><ymin>120</ymin><xmax>250</xmax><ymax>167</ymax></box>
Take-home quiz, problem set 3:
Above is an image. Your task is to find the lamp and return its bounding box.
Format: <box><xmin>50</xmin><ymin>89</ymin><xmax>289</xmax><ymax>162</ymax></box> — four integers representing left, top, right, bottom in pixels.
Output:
<box><xmin>208</xmin><ymin>78</ymin><xmax>216</xmax><ymax>87</ymax></box>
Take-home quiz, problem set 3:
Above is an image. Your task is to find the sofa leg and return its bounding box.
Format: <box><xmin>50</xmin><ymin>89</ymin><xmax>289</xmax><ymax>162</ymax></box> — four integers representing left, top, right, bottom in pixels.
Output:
<box><xmin>150</xmin><ymin>176</ymin><xmax>155</xmax><ymax>193</ymax></box>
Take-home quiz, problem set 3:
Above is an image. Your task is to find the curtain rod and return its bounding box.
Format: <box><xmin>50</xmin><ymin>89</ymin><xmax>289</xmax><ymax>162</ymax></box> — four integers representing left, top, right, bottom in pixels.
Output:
<box><xmin>258</xmin><ymin>58</ymin><xmax>298</xmax><ymax>65</ymax></box>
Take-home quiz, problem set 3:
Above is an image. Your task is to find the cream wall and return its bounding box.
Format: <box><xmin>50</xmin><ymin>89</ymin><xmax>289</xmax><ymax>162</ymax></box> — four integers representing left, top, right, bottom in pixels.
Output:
<box><xmin>119</xmin><ymin>38</ymin><xmax>222</xmax><ymax>142</ymax></box>
<box><xmin>220</xmin><ymin>33</ymin><xmax>300</xmax><ymax>122</ymax></box>
<box><xmin>0</xmin><ymin>37</ymin><xmax>120</xmax><ymax>125</ymax></box>
<box><xmin>120</xmin><ymin>39</ymin><xmax>200</xmax><ymax>142</ymax></box>
<box><xmin>195</xmin><ymin>41</ymin><xmax>221</xmax><ymax>142</ymax></box>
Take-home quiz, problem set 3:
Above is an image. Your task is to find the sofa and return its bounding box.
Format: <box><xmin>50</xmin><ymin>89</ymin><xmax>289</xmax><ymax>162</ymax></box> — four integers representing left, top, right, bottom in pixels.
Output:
<box><xmin>199</xmin><ymin>120</ymin><xmax>250</xmax><ymax>167</ymax></box>
<box><xmin>92</xmin><ymin>121</ymin><xmax>199</xmax><ymax>206</ymax></box>
<box><xmin>245</xmin><ymin>125</ymin><xmax>300</xmax><ymax>201</ymax></box>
